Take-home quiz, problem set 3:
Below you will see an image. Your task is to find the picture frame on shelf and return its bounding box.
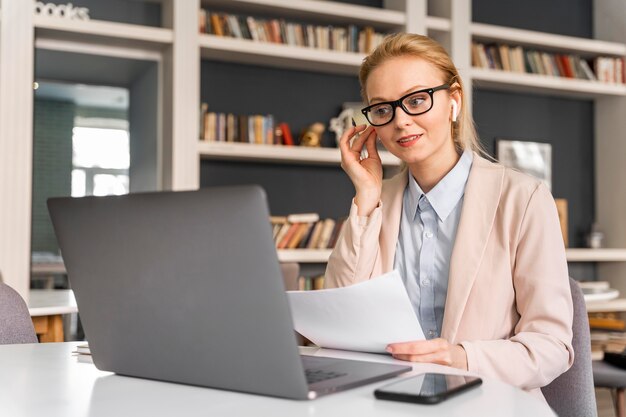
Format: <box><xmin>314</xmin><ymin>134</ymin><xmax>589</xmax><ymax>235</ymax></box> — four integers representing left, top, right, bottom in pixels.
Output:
<box><xmin>496</xmin><ymin>139</ymin><xmax>552</xmax><ymax>190</ymax></box>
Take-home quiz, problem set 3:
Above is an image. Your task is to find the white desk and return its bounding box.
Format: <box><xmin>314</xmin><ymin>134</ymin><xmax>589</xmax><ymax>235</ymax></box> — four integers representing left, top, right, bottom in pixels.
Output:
<box><xmin>27</xmin><ymin>290</ymin><xmax>78</xmax><ymax>342</ymax></box>
<box><xmin>0</xmin><ymin>342</ymin><xmax>555</xmax><ymax>417</ymax></box>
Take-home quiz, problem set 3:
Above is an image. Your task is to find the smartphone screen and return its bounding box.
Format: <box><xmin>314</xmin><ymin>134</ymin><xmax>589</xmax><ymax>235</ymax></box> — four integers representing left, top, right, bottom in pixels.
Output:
<box><xmin>374</xmin><ymin>373</ymin><xmax>482</xmax><ymax>404</ymax></box>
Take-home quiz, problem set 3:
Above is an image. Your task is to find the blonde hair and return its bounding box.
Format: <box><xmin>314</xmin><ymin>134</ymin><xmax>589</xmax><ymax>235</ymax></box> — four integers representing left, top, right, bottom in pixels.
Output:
<box><xmin>359</xmin><ymin>32</ymin><xmax>487</xmax><ymax>157</ymax></box>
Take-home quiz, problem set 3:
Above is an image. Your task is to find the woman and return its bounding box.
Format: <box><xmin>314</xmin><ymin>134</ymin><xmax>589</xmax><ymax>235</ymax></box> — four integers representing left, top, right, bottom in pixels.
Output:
<box><xmin>325</xmin><ymin>33</ymin><xmax>574</xmax><ymax>400</ymax></box>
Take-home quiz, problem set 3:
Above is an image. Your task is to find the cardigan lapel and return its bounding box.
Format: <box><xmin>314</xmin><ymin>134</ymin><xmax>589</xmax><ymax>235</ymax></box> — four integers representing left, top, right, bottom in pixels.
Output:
<box><xmin>441</xmin><ymin>154</ymin><xmax>504</xmax><ymax>343</ymax></box>
<box><xmin>380</xmin><ymin>168</ymin><xmax>408</xmax><ymax>272</ymax></box>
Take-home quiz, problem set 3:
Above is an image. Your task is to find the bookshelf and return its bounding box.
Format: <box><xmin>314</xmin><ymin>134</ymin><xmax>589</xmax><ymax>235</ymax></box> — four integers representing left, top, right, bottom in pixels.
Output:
<box><xmin>198</xmin><ymin>141</ymin><xmax>401</xmax><ymax>166</ymax></box>
<box><xmin>278</xmin><ymin>249</ymin><xmax>332</xmax><ymax>263</ymax></box>
<box><xmin>471</xmin><ymin>68</ymin><xmax>626</xmax><ymax>99</ymax></box>
<box><xmin>33</xmin><ymin>14</ymin><xmax>174</xmax><ymax>51</ymax></box>
<box><xmin>199</xmin><ymin>34</ymin><xmax>364</xmax><ymax>75</ymax></box>
<box><xmin>201</xmin><ymin>0</ymin><xmax>406</xmax><ymax>28</ymax></box>
<box><xmin>2</xmin><ymin>0</ymin><xmax>626</xmax><ymax>299</ymax></box>
<box><xmin>566</xmin><ymin>249</ymin><xmax>626</xmax><ymax>263</ymax></box>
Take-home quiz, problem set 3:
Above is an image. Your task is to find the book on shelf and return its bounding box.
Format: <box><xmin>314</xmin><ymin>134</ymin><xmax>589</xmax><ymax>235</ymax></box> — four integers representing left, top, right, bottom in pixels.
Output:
<box><xmin>270</xmin><ymin>214</ymin><xmax>344</xmax><ymax>250</ymax></box>
<box><xmin>199</xmin><ymin>9</ymin><xmax>386</xmax><ymax>54</ymax></box>
<box><xmin>200</xmin><ymin>107</ymin><xmax>286</xmax><ymax>145</ymax></box>
<box><xmin>589</xmin><ymin>312</ymin><xmax>625</xmax><ymax>331</ymax></box>
<box><xmin>591</xmin><ymin>331</ymin><xmax>626</xmax><ymax>360</ymax></box>
<box><xmin>297</xmin><ymin>274</ymin><xmax>325</xmax><ymax>291</ymax></box>
<box><xmin>472</xmin><ymin>41</ymin><xmax>626</xmax><ymax>84</ymax></box>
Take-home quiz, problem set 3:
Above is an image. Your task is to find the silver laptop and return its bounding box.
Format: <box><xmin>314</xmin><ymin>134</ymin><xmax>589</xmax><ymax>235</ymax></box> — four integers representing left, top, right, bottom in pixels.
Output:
<box><xmin>48</xmin><ymin>185</ymin><xmax>411</xmax><ymax>400</ymax></box>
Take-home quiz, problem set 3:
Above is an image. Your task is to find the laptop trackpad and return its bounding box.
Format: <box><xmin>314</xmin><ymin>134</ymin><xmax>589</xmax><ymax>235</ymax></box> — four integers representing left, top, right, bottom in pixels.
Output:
<box><xmin>301</xmin><ymin>355</ymin><xmax>411</xmax><ymax>395</ymax></box>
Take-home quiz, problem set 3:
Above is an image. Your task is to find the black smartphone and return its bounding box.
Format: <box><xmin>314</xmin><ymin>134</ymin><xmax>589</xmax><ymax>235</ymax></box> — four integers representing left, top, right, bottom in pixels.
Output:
<box><xmin>374</xmin><ymin>373</ymin><xmax>482</xmax><ymax>404</ymax></box>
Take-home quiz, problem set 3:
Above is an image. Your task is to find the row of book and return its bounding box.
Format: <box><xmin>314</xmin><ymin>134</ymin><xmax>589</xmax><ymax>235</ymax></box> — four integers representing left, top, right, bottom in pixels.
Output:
<box><xmin>199</xmin><ymin>9</ymin><xmax>386</xmax><ymax>54</ymax></box>
<box><xmin>199</xmin><ymin>105</ymin><xmax>296</xmax><ymax>145</ymax></box>
<box><xmin>271</xmin><ymin>213</ymin><xmax>345</xmax><ymax>250</ymax></box>
<box><xmin>296</xmin><ymin>274</ymin><xmax>325</xmax><ymax>291</ymax></box>
<box><xmin>472</xmin><ymin>42</ymin><xmax>626</xmax><ymax>84</ymax></box>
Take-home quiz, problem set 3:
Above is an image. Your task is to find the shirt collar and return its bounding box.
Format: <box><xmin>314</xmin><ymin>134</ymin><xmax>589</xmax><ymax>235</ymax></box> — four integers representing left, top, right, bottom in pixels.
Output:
<box><xmin>406</xmin><ymin>150</ymin><xmax>473</xmax><ymax>222</ymax></box>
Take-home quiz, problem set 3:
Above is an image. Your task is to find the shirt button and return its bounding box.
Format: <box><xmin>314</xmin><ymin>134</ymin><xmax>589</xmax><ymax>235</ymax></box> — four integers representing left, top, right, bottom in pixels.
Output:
<box><xmin>428</xmin><ymin>330</ymin><xmax>436</xmax><ymax>337</ymax></box>
<box><xmin>421</xmin><ymin>279</ymin><xmax>430</xmax><ymax>286</ymax></box>
<box><xmin>424</xmin><ymin>231</ymin><xmax>433</xmax><ymax>238</ymax></box>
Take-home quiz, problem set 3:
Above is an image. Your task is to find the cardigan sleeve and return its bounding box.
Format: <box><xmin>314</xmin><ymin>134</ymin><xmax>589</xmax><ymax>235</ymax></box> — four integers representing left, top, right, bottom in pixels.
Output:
<box><xmin>460</xmin><ymin>183</ymin><xmax>575</xmax><ymax>390</ymax></box>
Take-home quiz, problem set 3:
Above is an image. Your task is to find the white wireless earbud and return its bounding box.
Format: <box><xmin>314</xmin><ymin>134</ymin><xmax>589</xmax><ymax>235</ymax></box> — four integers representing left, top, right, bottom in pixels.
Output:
<box><xmin>451</xmin><ymin>101</ymin><xmax>458</xmax><ymax>123</ymax></box>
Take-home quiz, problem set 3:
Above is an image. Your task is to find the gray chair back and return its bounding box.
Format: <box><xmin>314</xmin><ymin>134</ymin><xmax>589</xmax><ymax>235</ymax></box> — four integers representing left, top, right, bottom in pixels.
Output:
<box><xmin>0</xmin><ymin>283</ymin><xmax>38</xmax><ymax>344</ymax></box>
<box><xmin>541</xmin><ymin>278</ymin><xmax>597</xmax><ymax>417</ymax></box>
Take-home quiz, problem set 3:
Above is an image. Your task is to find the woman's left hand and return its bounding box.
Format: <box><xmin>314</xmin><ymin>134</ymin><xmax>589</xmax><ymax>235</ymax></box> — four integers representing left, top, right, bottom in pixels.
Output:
<box><xmin>386</xmin><ymin>338</ymin><xmax>468</xmax><ymax>370</ymax></box>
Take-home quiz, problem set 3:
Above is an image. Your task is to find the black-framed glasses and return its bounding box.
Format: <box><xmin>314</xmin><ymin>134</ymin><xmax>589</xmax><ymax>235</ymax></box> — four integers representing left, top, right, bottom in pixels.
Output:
<box><xmin>361</xmin><ymin>84</ymin><xmax>450</xmax><ymax>127</ymax></box>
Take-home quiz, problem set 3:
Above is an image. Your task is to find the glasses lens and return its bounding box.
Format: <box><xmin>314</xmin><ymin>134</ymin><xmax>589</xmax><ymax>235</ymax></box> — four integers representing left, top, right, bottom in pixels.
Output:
<box><xmin>366</xmin><ymin>104</ymin><xmax>393</xmax><ymax>126</ymax></box>
<box><xmin>402</xmin><ymin>91</ymin><xmax>432</xmax><ymax>115</ymax></box>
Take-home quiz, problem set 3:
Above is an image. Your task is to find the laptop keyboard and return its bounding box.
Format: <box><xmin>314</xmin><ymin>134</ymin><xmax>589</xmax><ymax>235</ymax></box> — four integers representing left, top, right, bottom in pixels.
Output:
<box><xmin>305</xmin><ymin>369</ymin><xmax>347</xmax><ymax>384</ymax></box>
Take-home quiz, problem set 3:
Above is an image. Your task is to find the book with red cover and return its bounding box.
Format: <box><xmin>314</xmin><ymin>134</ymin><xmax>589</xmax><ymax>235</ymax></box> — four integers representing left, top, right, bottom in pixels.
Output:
<box><xmin>280</xmin><ymin>122</ymin><xmax>294</xmax><ymax>146</ymax></box>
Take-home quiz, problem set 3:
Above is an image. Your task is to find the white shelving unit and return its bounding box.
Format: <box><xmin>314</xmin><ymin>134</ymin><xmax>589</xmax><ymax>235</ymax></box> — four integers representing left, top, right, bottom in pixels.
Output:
<box><xmin>198</xmin><ymin>141</ymin><xmax>401</xmax><ymax>166</ymax></box>
<box><xmin>566</xmin><ymin>249</ymin><xmax>626</xmax><ymax>263</ymax></box>
<box><xmin>202</xmin><ymin>0</ymin><xmax>406</xmax><ymax>29</ymax></box>
<box><xmin>33</xmin><ymin>15</ymin><xmax>174</xmax><ymax>50</ymax></box>
<box><xmin>2</xmin><ymin>0</ymin><xmax>626</xmax><ymax>298</ymax></box>
<box><xmin>587</xmin><ymin>298</ymin><xmax>626</xmax><ymax>313</ymax></box>
<box><xmin>471</xmin><ymin>68</ymin><xmax>626</xmax><ymax>99</ymax></box>
<box><xmin>199</xmin><ymin>34</ymin><xmax>364</xmax><ymax>75</ymax></box>
<box><xmin>278</xmin><ymin>249</ymin><xmax>331</xmax><ymax>263</ymax></box>
<box><xmin>471</xmin><ymin>22</ymin><xmax>626</xmax><ymax>56</ymax></box>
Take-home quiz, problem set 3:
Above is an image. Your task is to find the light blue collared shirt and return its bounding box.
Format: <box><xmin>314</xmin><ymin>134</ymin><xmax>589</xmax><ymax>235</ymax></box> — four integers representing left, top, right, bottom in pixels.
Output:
<box><xmin>393</xmin><ymin>151</ymin><xmax>473</xmax><ymax>340</ymax></box>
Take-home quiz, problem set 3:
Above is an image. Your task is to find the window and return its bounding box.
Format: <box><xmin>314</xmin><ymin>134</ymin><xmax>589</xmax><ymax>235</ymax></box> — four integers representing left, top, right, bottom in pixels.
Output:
<box><xmin>71</xmin><ymin>119</ymin><xmax>130</xmax><ymax>197</ymax></box>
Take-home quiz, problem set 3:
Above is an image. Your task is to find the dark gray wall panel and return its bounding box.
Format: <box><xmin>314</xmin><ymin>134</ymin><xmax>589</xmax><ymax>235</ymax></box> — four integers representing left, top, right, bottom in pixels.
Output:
<box><xmin>200</xmin><ymin>161</ymin><xmax>355</xmax><ymax>219</ymax></box>
<box><xmin>473</xmin><ymin>89</ymin><xmax>594</xmax><ymax>248</ymax></box>
<box><xmin>472</xmin><ymin>0</ymin><xmax>592</xmax><ymax>38</ymax></box>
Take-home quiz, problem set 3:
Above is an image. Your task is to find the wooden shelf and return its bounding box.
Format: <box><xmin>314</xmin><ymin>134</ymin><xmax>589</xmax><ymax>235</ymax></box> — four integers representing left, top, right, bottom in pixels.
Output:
<box><xmin>566</xmin><ymin>248</ymin><xmax>626</xmax><ymax>262</ymax></box>
<box><xmin>277</xmin><ymin>249</ymin><xmax>332</xmax><ymax>263</ymax></box>
<box><xmin>34</xmin><ymin>15</ymin><xmax>173</xmax><ymax>53</ymax></box>
<box><xmin>471</xmin><ymin>22</ymin><xmax>626</xmax><ymax>58</ymax></box>
<box><xmin>198</xmin><ymin>141</ymin><xmax>401</xmax><ymax>167</ymax></box>
<box><xmin>202</xmin><ymin>0</ymin><xmax>406</xmax><ymax>29</ymax></box>
<box><xmin>471</xmin><ymin>68</ymin><xmax>626</xmax><ymax>99</ymax></box>
<box><xmin>199</xmin><ymin>34</ymin><xmax>363</xmax><ymax>75</ymax></box>
<box><xmin>586</xmin><ymin>298</ymin><xmax>626</xmax><ymax>313</ymax></box>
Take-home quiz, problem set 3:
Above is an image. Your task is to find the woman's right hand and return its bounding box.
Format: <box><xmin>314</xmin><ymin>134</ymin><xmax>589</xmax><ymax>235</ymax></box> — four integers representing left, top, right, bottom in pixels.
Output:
<box><xmin>338</xmin><ymin>124</ymin><xmax>383</xmax><ymax>217</ymax></box>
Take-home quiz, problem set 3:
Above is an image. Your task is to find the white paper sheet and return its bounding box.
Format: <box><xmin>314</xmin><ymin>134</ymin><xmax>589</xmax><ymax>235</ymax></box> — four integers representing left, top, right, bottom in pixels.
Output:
<box><xmin>287</xmin><ymin>270</ymin><xmax>424</xmax><ymax>353</ymax></box>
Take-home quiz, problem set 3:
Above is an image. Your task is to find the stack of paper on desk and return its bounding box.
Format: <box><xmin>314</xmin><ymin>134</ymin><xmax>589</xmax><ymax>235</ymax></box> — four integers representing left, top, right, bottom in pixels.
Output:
<box><xmin>287</xmin><ymin>270</ymin><xmax>424</xmax><ymax>353</ymax></box>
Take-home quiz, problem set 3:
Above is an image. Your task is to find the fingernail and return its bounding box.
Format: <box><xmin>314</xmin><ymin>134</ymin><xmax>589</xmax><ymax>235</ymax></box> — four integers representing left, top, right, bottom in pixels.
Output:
<box><xmin>385</xmin><ymin>346</ymin><xmax>392</xmax><ymax>353</ymax></box>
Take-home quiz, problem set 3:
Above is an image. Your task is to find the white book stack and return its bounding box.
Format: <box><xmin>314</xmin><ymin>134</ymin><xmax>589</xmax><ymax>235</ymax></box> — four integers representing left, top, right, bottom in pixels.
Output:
<box><xmin>579</xmin><ymin>281</ymin><xmax>619</xmax><ymax>303</ymax></box>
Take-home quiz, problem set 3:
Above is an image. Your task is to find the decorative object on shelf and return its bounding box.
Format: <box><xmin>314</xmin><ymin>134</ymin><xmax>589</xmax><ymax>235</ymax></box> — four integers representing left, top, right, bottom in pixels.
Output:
<box><xmin>554</xmin><ymin>199</ymin><xmax>568</xmax><ymax>247</ymax></box>
<box><xmin>496</xmin><ymin>139</ymin><xmax>552</xmax><ymax>190</ymax></box>
<box><xmin>586</xmin><ymin>222</ymin><xmax>605</xmax><ymax>249</ymax></box>
<box><xmin>299</xmin><ymin>123</ymin><xmax>325</xmax><ymax>147</ymax></box>
<box><xmin>329</xmin><ymin>102</ymin><xmax>368</xmax><ymax>146</ymax></box>
<box><xmin>34</xmin><ymin>2</ymin><xmax>90</xmax><ymax>21</ymax></box>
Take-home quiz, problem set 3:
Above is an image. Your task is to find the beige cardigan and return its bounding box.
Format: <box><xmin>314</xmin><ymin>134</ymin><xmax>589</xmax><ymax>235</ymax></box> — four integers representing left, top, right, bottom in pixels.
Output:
<box><xmin>325</xmin><ymin>153</ymin><xmax>574</xmax><ymax>400</ymax></box>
